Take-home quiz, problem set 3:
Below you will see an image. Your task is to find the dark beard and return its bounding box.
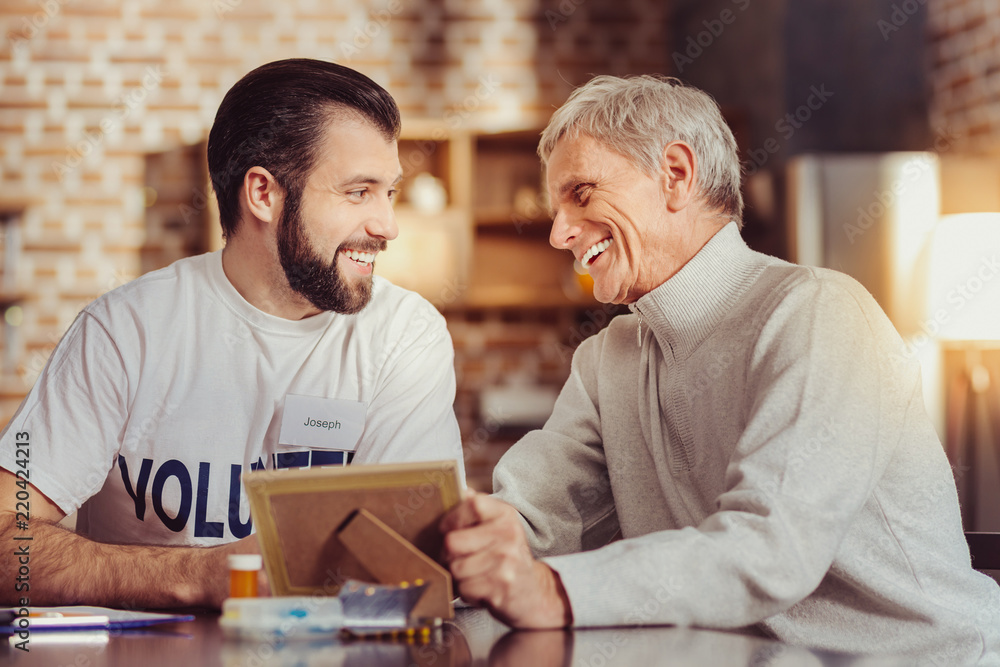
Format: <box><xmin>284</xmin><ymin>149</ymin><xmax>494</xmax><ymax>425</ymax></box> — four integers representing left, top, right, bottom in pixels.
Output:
<box><xmin>276</xmin><ymin>189</ymin><xmax>386</xmax><ymax>314</ymax></box>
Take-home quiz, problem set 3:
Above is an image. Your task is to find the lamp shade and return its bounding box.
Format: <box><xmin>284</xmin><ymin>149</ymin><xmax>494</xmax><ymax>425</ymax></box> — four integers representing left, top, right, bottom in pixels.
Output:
<box><xmin>924</xmin><ymin>213</ymin><xmax>1000</xmax><ymax>342</ymax></box>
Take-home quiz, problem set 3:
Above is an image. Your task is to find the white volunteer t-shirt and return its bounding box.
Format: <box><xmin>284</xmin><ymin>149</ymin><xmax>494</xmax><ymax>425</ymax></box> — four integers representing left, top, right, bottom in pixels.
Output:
<box><xmin>0</xmin><ymin>251</ymin><xmax>463</xmax><ymax>546</ymax></box>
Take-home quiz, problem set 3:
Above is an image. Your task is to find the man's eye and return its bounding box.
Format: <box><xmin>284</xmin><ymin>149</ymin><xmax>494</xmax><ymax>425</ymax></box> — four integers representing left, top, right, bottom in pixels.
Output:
<box><xmin>572</xmin><ymin>184</ymin><xmax>592</xmax><ymax>205</ymax></box>
<box><xmin>348</xmin><ymin>189</ymin><xmax>368</xmax><ymax>199</ymax></box>
<box><xmin>388</xmin><ymin>188</ymin><xmax>399</xmax><ymax>202</ymax></box>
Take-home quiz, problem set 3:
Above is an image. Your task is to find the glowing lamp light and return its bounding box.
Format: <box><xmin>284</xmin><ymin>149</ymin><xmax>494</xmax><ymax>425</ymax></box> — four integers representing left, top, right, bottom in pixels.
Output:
<box><xmin>924</xmin><ymin>213</ymin><xmax>1000</xmax><ymax>343</ymax></box>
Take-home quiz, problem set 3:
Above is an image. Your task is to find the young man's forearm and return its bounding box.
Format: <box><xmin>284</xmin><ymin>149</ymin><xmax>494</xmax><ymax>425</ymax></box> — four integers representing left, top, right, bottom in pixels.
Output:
<box><xmin>1</xmin><ymin>515</ymin><xmax>238</xmax><ymax>609</ymax></box>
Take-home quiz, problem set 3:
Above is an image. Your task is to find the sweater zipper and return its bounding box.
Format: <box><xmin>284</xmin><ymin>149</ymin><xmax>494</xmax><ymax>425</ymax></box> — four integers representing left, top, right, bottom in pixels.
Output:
<box><xmin>630</xmin><ymin>303</ymin><xmax>644</xmax><ymax>349</ymax></box>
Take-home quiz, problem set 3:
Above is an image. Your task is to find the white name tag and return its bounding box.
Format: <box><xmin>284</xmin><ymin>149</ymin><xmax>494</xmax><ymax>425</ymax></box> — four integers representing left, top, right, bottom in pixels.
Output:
<box><xmin>278</xmin><ymin>394</ymin><xmax>366</xmax><ymax>452</ymax></box>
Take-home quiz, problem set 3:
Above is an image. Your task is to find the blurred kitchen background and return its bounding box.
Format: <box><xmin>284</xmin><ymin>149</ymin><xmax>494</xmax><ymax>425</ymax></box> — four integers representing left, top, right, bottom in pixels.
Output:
<box><xmin>1</xmin><ymin>0</ymin><xmax>999</xmax><ymax>527</ymax></box>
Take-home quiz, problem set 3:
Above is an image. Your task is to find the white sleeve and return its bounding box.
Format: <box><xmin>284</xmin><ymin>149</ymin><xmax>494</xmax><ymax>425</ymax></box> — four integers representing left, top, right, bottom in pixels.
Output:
<box><xmin>544</xmin><ymin>281</ymin><xmax>896</xmax><ymax>628</ymax></box>
<box><xmin>353</xmin><ymin>299</ymin><xmax>465</xmax><ymax>484</ymax></box>
<box><xmin>0</xmin><ymin>311</ymin><xmax>129</xmax><ymax>514</ymax></box>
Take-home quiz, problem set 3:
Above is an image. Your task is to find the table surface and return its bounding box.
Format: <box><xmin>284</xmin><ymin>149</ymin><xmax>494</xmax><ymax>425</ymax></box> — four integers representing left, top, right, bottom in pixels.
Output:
<box><xmin>1</xmin><ymin>608</ymin><xmax>924</xmax><ymax>667</ymax></box>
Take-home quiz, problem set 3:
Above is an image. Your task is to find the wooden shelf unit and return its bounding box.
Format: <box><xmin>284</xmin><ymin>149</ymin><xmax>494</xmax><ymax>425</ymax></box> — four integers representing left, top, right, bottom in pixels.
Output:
<box><xmin>380</xmin><ymin>124</ymin><xmax>595</xmax><ymax>310</ymax></box>
<box><xmin>375</xmin><ymin>123</ymin><xmax>474</xmax><ymax>308</ymax></box>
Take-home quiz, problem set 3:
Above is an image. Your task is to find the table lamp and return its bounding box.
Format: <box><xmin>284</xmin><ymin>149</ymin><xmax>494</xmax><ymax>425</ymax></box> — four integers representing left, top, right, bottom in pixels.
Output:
<box><xmin>924</xmin><ymin>213</ymin><xmax>1000</xmax><ymax>529</ymax></box>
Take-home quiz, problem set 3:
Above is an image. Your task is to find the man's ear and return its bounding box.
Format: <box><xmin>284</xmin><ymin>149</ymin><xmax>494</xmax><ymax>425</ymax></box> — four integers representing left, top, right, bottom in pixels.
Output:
<box><xmin>241</xmin><ymin>166</ymin><xmax>284</xmax><ymax>225</ymax></box>
<box><xmin>659</xmin><ymin>141</ymin><xmax>697</xmax><ymax>212</ymax></box>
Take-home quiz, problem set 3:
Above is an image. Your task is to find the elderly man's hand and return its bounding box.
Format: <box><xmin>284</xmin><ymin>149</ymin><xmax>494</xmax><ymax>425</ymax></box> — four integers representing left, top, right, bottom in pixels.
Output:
<box><xmin>440</xmin><ymin>490</ymin><xmax>572</xmax><ymax>628</ymax></box>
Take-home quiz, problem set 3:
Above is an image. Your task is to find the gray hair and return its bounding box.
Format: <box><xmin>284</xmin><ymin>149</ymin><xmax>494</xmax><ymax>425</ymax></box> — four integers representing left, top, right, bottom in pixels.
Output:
<box><xmin>539</xmin><ymin>75</ymin><xmax>743</xmax><ymax>222</ymax></box>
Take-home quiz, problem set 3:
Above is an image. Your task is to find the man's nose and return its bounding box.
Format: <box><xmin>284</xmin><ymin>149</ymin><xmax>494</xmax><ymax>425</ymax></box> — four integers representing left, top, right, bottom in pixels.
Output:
<box><xmin>366</xmin><ymin>199</ymin><xmax>399</xmax><ymax>241</ymax></box>
<box><xmin>549</xmin><ymin>206</ymin><xmax>579</xmax><ymax>250</ymax></box>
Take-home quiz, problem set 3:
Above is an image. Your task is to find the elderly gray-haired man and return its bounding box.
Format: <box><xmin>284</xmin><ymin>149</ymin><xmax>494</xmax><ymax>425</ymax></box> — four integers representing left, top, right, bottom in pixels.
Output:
<box><xmin>440</xmin><ymin>74</ymin><xmax>1000</xmax><ymax>662</ymax></box>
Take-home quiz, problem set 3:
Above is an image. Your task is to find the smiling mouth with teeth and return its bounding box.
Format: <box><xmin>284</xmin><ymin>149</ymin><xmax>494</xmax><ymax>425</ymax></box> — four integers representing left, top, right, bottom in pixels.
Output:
<box><xmin>342</xmin><ymin>248</ymin><xmax>377</xmax><ymax>267</ymax></box>
<box><xmin>582</xmin><ymin>238</ymin><xmax>612</xmax><ymax>266</ymax></box>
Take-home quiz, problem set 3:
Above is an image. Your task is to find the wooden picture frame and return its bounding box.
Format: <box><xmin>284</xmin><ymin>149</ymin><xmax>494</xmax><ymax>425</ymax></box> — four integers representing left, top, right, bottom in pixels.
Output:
<box><xmin>243</xmin><ymin>460</ymin><xmax>462</xmax><ymax>618</ymax></box>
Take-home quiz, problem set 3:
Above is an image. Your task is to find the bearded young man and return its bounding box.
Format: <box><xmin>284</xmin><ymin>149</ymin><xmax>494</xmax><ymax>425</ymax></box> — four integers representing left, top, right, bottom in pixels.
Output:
<box><xmin>440</xmin><ymin>75</ymin><xmax>1000</xmax><ymax>663</ymax></box>
<box><xmin>0</xmin><ymin>59</ymin><xmax>463</xmax><ymax>609</ymax></box>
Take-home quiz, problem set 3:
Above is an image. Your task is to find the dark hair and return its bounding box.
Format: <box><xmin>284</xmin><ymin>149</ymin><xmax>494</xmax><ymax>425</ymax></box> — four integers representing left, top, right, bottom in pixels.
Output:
<box><xmin>207</xmin><ymin>59</ymin><xmax>401</xmax><ymax>238</ymax></box>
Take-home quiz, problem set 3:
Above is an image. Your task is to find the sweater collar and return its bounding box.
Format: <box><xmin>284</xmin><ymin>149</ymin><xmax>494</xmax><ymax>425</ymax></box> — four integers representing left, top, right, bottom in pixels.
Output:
<box><xmin>631</xmin><ymin>222</ymin><xmax>763</xmax><ymax>358</ymax></box>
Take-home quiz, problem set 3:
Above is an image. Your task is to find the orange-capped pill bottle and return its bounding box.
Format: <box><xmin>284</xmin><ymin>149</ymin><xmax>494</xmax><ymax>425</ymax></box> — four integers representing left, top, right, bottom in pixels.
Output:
<box><xmin>228</xmin><ymin>554</ymin><xmax>262</xmax><ymax>598</ymax></box>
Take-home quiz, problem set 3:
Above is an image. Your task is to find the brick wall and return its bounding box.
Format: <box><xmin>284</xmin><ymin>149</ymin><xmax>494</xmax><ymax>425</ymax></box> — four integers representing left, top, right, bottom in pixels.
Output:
<box><xmin>0</xmin><ymin>0</ymin><xmax>672</xmax><ymax>481</ymax></box>
<box><xmin>928</xmin><ymin>0</ymin><xmax>1000</xmax><ymax>152</ymax></box>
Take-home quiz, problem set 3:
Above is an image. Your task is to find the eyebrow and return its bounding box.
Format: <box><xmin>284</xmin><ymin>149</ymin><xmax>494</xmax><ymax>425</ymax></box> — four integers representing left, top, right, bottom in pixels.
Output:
<box><xmin>338</xmin><ymin>171</ymin><xmax>404</xmax><ymax>188</ymax></box>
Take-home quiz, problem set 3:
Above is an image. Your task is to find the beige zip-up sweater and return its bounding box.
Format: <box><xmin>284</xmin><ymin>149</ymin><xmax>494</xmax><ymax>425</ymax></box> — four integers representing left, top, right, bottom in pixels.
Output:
<box><xmin>493</xmin><ymin>223</ymin><xmax>1000</xmax><ymax>663</ymax></box>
